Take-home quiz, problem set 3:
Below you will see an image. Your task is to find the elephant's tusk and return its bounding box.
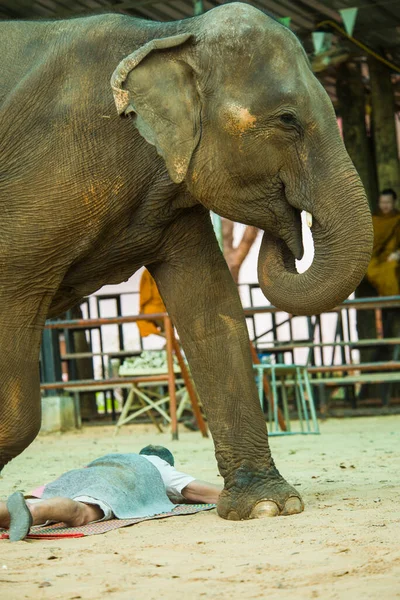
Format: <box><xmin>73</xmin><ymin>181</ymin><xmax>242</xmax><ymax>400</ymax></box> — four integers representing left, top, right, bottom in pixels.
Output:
<box><xmin>305</xmin><ymin>212</ymin><xmax>313</xmax><ymax>228</ymax></box>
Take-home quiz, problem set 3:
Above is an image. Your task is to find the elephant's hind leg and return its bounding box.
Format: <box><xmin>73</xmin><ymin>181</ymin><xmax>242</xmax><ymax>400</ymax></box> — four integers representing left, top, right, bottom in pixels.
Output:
<box><xmin>0</xmin><ymin>291</ymin><xmax>54</xmax><ymax>470</ymax></box>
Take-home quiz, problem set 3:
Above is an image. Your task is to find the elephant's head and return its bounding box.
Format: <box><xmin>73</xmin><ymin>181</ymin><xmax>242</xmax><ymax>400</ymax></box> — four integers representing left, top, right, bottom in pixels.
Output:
<box><xmin>111</xmin><ymin>3</ymin><xmax>373</xmax><ymax>315</ymax></box>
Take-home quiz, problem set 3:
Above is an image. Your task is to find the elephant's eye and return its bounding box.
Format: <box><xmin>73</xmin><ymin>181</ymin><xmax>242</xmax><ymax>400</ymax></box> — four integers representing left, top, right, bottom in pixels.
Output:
<box><xmin>280</xmin><ymin>113</ymin><xmax>297</xmax><ymax>126</ymax></box>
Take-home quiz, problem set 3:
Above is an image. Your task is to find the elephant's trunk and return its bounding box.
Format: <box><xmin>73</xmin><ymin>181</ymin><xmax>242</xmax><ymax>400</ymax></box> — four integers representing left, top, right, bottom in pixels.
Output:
<box><xmin>258</xmin><ymin>166</ymin><xmax>373</xmax><ymax>316</ymax></box>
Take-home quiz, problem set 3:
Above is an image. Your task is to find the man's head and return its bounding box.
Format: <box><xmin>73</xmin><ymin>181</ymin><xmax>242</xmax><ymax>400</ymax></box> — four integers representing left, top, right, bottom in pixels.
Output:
<box><xmin>139</xmin><ymin>445</ymin><xmax>175</xmax><ymax>466</ymax></box>
<box><xmin>378</xmin><ymin>188</ymin><xmax>397</xmax><ymax>215</ymax></box>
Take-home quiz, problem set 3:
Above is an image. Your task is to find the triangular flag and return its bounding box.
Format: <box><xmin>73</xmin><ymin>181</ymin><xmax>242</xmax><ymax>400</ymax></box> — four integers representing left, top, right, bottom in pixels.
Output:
<box><xmin>278</xmin><ymin>17</ymin><xmax>291</xmax><ymax>28</ymax></box>
<box><xmin>312</xmin><ymin>32</ymin><xmax>333</xmax><ymax>55</ymax></box>
<box><xmin>312</xmin><ymin>32</ymin><xmax>326</xmax><ymax>55</ymax></box>
<box><xmin>339</xmin><ymin>7</ymin><xmax>358</xmax><ymax>37</ymax></box>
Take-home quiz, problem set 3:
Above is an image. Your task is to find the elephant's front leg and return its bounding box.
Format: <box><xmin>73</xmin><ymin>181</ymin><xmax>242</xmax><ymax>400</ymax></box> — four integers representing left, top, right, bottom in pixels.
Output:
<box><xmin>150</xmin><ymin>209</ymin><xmax>303</xmax><ymax>519</ymax></box>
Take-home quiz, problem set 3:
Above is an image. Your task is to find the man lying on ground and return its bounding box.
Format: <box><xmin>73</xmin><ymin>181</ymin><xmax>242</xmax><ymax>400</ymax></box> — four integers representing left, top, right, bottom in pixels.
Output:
<box><xmin>0</xmin><ymin>445</ymin><xmax>222</xmax><ymax>542</ymax></box>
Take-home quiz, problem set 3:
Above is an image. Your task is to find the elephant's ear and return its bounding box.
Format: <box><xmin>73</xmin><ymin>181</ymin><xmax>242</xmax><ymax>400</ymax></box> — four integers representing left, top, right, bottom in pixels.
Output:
<box><xmin>110</xmin><ymin>34</ymin><xmax>201</xmax><ymax>184</ymax></box>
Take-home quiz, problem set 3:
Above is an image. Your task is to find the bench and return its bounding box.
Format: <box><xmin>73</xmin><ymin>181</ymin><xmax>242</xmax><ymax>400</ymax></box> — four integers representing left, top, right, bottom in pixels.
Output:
<box><xmin>308</xmin><ymin>363</ymin><xmax>400</xmax><ymax>410</ymax></box>
<box><xmin>265</xmin><ymin>362</ymin><xmax>400</xmax><ymax>412</ymax></box>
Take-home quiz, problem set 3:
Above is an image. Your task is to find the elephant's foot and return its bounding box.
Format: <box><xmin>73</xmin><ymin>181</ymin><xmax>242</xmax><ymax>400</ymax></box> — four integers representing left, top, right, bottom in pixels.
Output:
<box><xmin>217</xmin><ymin>464</ymin><xmax>303</xmax><ymax>520</ymax></box>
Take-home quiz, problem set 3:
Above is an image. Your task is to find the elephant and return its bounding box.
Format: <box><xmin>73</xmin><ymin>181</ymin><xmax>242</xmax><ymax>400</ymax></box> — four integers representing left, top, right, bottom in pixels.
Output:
<box><xmin>0</xmin><ymin>3</ymin><xmax>373</xmax><ymax>520</ymax></box>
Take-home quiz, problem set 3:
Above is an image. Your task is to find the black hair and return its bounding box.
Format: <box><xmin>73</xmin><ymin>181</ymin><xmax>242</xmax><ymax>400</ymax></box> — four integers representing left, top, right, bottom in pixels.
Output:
<box><xmin>380</xmin><ymin>188</ymin><xmax>397</xmax><ymax>201</ymax></box>
<box><xmin>139</xmin><ymin>445</ymin><xmax>175</xmax><ymax>466</ymax></box>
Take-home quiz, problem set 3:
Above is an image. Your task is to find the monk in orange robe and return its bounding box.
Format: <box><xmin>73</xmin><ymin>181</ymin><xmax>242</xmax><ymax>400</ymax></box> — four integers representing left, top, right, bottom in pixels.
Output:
<box><xmin>137</xmin><ymin>269</ymin><xmax>166</xmax><ymax>337</ymax></box>
<box><xmin>366</xmin><ymin>189</ymin><xmax>400</xmax><ymax>297</ymax></box>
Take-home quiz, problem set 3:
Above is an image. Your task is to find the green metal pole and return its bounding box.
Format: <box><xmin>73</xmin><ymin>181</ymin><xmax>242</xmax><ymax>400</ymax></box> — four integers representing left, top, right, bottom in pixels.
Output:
<box><xmin>193</xmin><ymin>0</ymin><xmax>204</xmax><ymax>16</ymax></box>
<box><xmin>211</xmin><ymin>212</ymin><xmax>223</xmax><ymax>251</ymax></box>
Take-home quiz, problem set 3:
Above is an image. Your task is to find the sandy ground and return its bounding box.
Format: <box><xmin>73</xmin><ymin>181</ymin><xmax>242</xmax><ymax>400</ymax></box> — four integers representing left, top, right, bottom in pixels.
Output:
<box><xmin>0</xmin><ymin>416</ymin><xmax>399</xmax><ymax>600</ymax></box>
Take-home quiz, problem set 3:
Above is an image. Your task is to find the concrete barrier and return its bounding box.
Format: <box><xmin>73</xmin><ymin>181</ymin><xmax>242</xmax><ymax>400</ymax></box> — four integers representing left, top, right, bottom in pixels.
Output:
<box><xmin>40</xmin><ymin>395</ymin><xmax>81</xmax><ymax>433</ymax></box>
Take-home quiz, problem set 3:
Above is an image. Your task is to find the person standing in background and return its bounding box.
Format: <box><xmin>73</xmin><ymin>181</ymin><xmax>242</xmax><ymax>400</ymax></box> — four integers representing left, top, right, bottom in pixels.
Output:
<box><xmin>137</xmin><ymin>269</ymin><xmax>166</xmax><ymax>337</ymax></box>
<box><xmin>366</xmin><ymin>189</ymin><xmax>400</xmax><ymax>297</ymax></box>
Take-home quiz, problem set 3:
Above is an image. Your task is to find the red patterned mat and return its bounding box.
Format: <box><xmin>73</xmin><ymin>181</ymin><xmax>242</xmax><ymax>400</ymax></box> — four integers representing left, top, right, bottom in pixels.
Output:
<box><xmin>0</xmin><ymin>504</ymin><xmax>216</xmax><ymax>539</ymax></box>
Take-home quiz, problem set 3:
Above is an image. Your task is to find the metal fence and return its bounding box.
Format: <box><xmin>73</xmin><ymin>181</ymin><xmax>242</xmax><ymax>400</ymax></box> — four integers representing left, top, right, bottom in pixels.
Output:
<box><xmin>40</xmin><ymin>289</ymin><xmax>400</xmax><ymax>419</ymax></box>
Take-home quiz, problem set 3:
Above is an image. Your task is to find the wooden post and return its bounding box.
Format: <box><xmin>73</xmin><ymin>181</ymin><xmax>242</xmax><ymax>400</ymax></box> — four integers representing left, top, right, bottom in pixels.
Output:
<box><xmin>336</xmin><ymin>61</ymin><xmax>378</xmax><ymax>210</ymax></box>
<box><xmin>164</xmin><ymin>316</ymin><xmax>178</xmax><ymax>440</ymax></box>
<box><xmin>171</xmin><ymin>336</ymin><xmax>209</xmax><ymax>438</ymax></box>
<box><xmin>369</xmin><ymin>58</ymin><xmax>400</xmax><ymax>199</ymax></box>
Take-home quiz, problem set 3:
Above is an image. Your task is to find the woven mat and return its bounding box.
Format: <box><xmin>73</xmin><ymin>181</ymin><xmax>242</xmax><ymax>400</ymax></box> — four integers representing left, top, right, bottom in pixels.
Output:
<box><xmin>0</xmin><ymin>504</ymin><xmax>215</xmax><ymax>539</ymax></box>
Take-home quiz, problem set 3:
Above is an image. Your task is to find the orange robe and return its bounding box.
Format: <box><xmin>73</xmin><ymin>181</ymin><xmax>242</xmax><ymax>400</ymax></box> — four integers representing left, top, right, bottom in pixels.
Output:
<box><xmin>366</xmin><ymin>212</ymin><xmax>400</xmax><ymax>296</ymax></box>
<box><xmin>137</xmin><ymin>269</ymin><xmax>166</xmax><ymax>337</ymax></box>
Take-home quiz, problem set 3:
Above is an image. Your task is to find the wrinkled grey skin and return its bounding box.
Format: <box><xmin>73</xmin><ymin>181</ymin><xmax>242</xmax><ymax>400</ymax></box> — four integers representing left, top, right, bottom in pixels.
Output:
<box><xmin>0</xmin><ymin>4</ymin><xmax>372</xmax><ymax>519</ymax></box>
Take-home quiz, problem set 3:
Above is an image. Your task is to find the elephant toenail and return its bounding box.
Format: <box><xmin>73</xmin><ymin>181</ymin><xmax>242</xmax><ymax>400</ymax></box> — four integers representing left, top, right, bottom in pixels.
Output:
<box><xmin>227</xmin><ymin>510</ymin><xmax>241</xmax><ymax>521</ymax></box>
<box><xmin>282</xmin><ymin>497</ymin><xmax>303</xmax><ymax>515</ymax></box>
<box><xmin>250</xmin><ymin>501</ymin><xmax>280</xmax><ymax>518</ymax></box>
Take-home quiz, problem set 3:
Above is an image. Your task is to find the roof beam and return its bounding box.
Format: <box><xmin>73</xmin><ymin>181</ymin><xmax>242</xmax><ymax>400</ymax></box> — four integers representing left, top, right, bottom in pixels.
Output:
<box><xmin>261</xmin><ymin>0</ymin><xmax>315</xmax><ymax>27</ymax></box>
<box><xmin>207</xmin><ymin>0</ymin><xmax>312</xmax><ymax>30</ymax></box>
<box><xmin>125</xmin><ymin>2</ymin><xmax>188</xmax><ymax>21</ymax></box>
<box><xmin>19</xmin><ymin>0</ymin><xmax>189</xmax><ymax>18</ymax></box>
<box><xmin>255</xmin><ymin>0</ymin><xmax>314</xmax><ymax>29</ymax></box>
<box><xmin>296</xmin><ymin>0</ymin><xmax>340</xmax><ymax>23</ymax></box>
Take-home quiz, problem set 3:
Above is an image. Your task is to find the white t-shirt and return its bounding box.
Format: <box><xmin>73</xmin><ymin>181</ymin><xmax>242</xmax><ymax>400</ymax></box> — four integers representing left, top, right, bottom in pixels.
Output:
<box><xmin>142</xmin><ymin>455</ymin><xmax>195</xmax><ymax>503</ymax></box>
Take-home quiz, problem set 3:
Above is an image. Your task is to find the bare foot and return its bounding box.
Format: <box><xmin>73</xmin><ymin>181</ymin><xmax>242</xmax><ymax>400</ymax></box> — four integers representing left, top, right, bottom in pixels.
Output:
<box><xmin>7</xmin><ymin>492</ymin><xmax>33</xmax><ymax>541</ymax></box>
<box><xmin>0</xmin><ymin>501</ymin><xmax>10</xmax><ymax>528</ymax></box>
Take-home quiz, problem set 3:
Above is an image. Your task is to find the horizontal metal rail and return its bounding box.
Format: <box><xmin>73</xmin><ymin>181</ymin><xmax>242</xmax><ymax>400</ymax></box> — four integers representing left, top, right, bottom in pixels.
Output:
<box><xmin>310</xmin><ymin>372</ymin><xmax>400</xmax><ymax>386</ymax></box>
<box><xmin>40</xmin><ymin>374</ymin><xmax>173</xmax><ymax>391</ymax></box>
<box><xmin>243</xmin><ymin>295</ymin><xmax>400</xmax><ymax>316</ymax></box>
<box><xmin>44</xmin><ymin>297</ymin><xmax>400</xmax><ymax>330</ymax></box>
<box><xmin>61</xmin><ymin>350</ymin><xmax>142</xmax><ymax>360</ymax></box>
<box><xmin>307</xmin><ymin>361</ymin><xmax>400</xmax><ymax>374</ymax></box>
<box><xmin>45</xmin><ymin>312</ymin><xmax>167</xmax><ymax>329</ymax></box>
<box><xmin>257</xmin><ymin>338</ymin><xmax>400</xmax><ymax>353</ymax></box>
